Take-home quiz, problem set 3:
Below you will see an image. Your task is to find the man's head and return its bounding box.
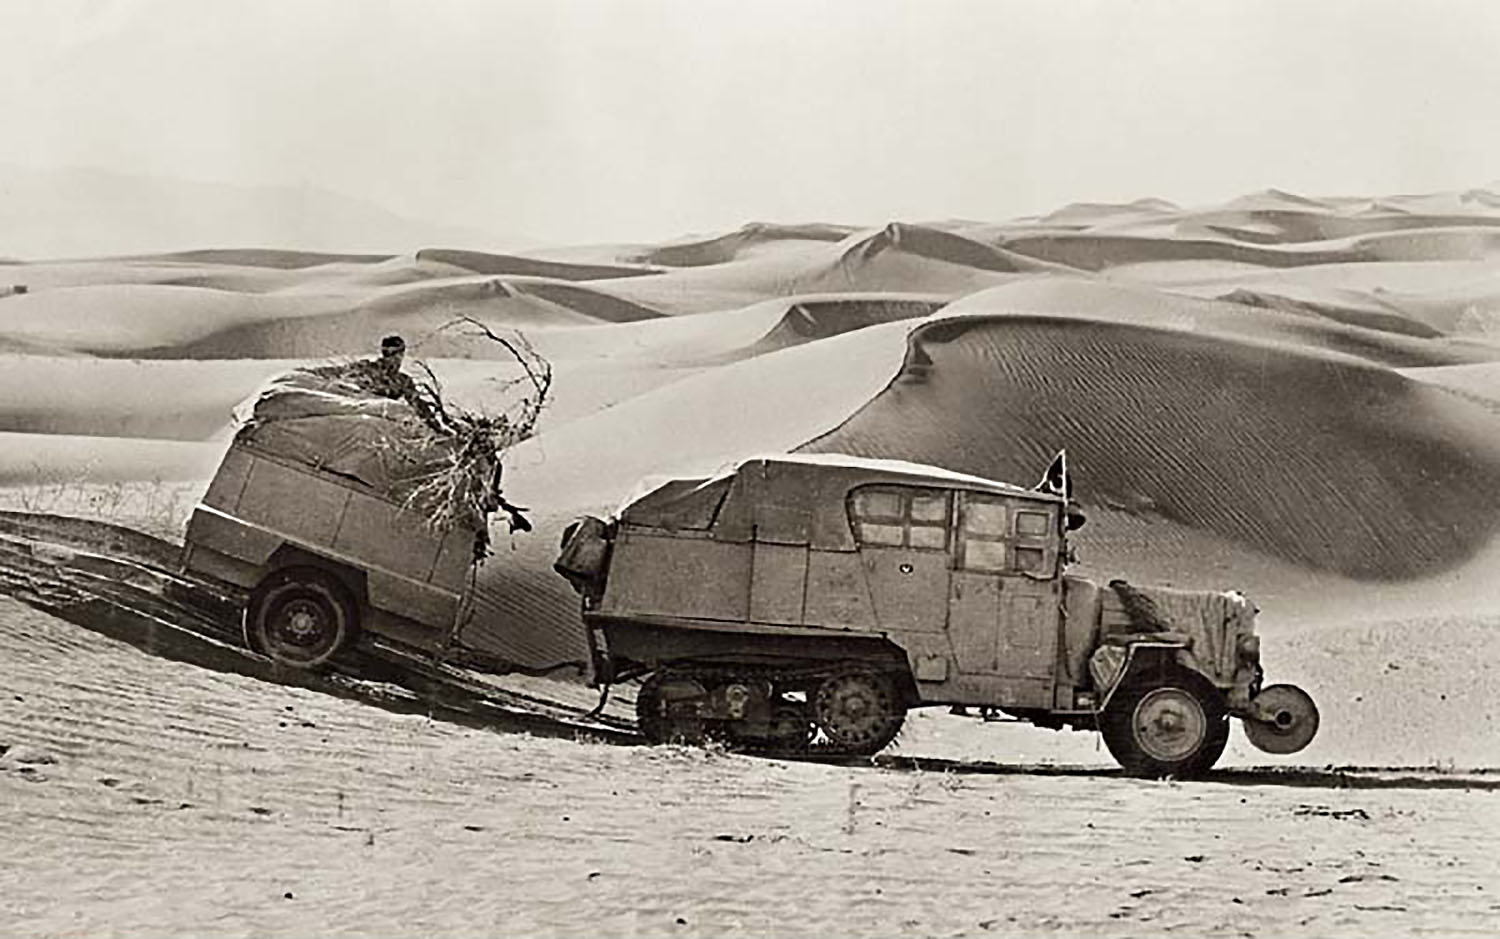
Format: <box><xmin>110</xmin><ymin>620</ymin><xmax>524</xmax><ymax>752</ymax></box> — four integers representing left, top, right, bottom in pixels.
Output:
<box><xmin>379</xmin><ymin>335</ymin><xmax>406</xmax><ymax>372</ymax></box>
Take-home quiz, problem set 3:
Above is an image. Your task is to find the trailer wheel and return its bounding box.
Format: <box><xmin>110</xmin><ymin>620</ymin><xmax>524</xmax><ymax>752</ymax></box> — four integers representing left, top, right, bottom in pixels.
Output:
<box><xmin>1102</xmin><ymin>667</ymin><xmax>1227</xmax><ymax>778</ymax></box>
<box><xmin>244</xmin><ymin>566</ymin><xmax>359</xmax><ymax>669</ymax></box>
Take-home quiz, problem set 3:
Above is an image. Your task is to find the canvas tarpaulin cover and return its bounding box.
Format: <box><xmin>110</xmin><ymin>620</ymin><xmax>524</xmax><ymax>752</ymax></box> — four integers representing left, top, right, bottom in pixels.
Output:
<box><xmin>231</xmin><ymin>365</ymin><xmax>495</xmax><ymax>533</ymax></box>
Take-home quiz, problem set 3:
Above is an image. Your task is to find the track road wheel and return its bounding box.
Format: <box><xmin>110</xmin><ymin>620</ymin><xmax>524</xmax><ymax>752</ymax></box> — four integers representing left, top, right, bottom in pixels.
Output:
<box><xmin>1103</xmin><ymin>668</ymin><xmax>1227</xmax><ymax>778</ymax></box>
<box><xmin>814</xmin><ymin>669</ymin><xmax>906</xmax><ymax>755</ymax></box>
<box><xmin>244</xmin><ymin>567</ymin><xmax>358</xmax><ymax>669</ymax></box>
<box><xmin>635</xmin><ymin>672</ymin><xmax>709</xmax><ymax>745</ymax></box>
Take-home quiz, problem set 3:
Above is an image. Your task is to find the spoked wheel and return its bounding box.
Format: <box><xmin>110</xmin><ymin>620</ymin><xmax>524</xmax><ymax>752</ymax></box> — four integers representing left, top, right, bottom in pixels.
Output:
<box><xmin>635</xmin><ymin>671</ymin><xmax>710</xmax><ymax>744</ymax></box>
<box><xmin>1103</xmin><ymin>667</ymin><xmax>1228</xmax><ymax>778</ymax></box>
<box><xmin>813</xmin><ymin>669</ymin><xmax>906</xmax><ymax>755</ymax></box>
<box><xmin>244</xmin><ymin>566</ymin><xmax>359</xmax><ymax>669</ymax></box>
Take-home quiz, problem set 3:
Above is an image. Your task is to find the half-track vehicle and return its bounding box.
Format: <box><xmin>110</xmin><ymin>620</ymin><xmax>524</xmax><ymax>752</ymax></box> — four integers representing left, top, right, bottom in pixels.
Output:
<box><xmin>556</xmin><ymin>453</ymin><xmax>1319</xmax><ymax>777</ymax></box>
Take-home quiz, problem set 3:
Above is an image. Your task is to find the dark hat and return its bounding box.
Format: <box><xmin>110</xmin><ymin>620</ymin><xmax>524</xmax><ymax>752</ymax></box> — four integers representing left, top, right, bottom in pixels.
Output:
<box><xmin>380</xmin><ymin>335</ymin><xmax>406</xmax><ymax>356</ymax></box>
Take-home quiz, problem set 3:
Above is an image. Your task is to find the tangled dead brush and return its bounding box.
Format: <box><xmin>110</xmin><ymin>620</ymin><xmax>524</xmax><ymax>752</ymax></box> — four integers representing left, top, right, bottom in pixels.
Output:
<box><xmin>399</xmin><ymin>318</ymin><xmax>552</xmax><ymax>542</ymax></box>
<box><xmin>234</xmin><ymin>317</ymin><xmax>551</xmax><ymax>561</ymax></box>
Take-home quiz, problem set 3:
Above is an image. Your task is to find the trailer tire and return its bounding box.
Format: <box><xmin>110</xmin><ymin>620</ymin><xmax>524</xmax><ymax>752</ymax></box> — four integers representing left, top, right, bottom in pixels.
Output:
<box><xmin>244</xmin><ymin>566</ymin><xmax>359</xmax><ymax>669</ymax></box>
<box><xmin>1102</xmin><ymin>667</ymin><xmax>1228</xmax><ymax>779</ymax></box>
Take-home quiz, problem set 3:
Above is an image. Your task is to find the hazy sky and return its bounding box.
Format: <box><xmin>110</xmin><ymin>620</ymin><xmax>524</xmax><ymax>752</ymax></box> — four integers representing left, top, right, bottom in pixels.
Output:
<box><xmin>2</xmin><ymin>0</ymin><xmax>1498</xmax><ymax>246</ymax></box>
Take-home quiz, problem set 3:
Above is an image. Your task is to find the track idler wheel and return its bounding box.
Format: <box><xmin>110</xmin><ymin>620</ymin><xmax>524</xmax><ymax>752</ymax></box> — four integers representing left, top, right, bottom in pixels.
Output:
<box><xmin>813</xmin><ymin>669</ymin><xmax>905</xmax><ymax>755</ymax></box>
<box><xmin>635</xmin><ymin>672</ymin><xmax>710</xmax><ymax>745</ymax></box>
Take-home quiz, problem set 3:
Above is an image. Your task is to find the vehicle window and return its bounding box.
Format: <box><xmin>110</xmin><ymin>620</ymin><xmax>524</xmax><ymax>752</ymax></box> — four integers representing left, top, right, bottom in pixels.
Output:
<box><xmin>910</xmin><ymin>492</ymin><xmax>948</xmax><ymax>523</ymax></box>
<box><xmin>964</xmin><ymin>498</ymin><xmax>1007</xmax><ymax>536</ymax></box>
<box><xmin>856</xmin><ymin>522</ymin><xmax>905</xmax><ymax>546</ymax></box>
<box><xmin>964</xmin><ymin>540</ymin><xmax>1007</xmax><ymax>572</ymax></box>
<box><xmin>958</xmin><ymin>493</ymin><xmax>1056</xmax><ymax>576</ymax></box>
<box><xmin>1014</xmin><ymin>546</ymin><xmax>1046</xmax><ymax>572</ymax></box>
<box><xmin>849</xmin><ymin>486</ymin><xmax>951</xmax><ymax>551</ymax></box>
<box><xmin>1016</xmin><ymin>511</ymin><xmax>1051</xmax><ymax>537</ymax></box>
<box><xmin>908</xmin><ymin>524</ymin><xmax>947</xmax><ymax>550</ymax></box>
<box><xmin>853</xmin><ymin>489</ymin><xmax>903</xmax><ymax>521</ymax></box>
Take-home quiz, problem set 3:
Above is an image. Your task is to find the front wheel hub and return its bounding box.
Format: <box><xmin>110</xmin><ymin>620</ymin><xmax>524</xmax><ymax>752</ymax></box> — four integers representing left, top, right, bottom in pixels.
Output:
<box><xmin>1132</xmin><ymin>687</ymin><xmax>1208</xmax><ymax>763</ymax></box>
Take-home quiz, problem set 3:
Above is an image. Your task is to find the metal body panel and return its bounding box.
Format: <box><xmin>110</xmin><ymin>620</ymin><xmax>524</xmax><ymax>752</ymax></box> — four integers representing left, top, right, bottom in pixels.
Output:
<box><xmin>185</xmin><ymin>506</ymin><xmax>284</xmax><ymax>573</ymax></box>
<box><xmin>237</xmin><ymin>456</ymin><xmax>349</xmax><ymax>548</ymax></box>
<box><xmin>948</xmin><ymin>571</ymin><xmax>1002</xmax><ymax>672</ymax></box>
<box><xmin>802</xmin><ymin>550</ymin><xmax>877</xmax><ymax>629</ymax></box>
<box><xmin>590</xmin><ymin>614</ymin><xmax>906</xmax><ymax>668</ymax></box>
<box><xmin>332</xmin><ymin>491</ymin><xmax>443</xmax><ymax>583</ymax></box>
<box><xmin>996</xmin><ymin>576</ymin><xmax>1060</xmax><ymax>709</ymax></box>
<box><xmin>201</xmin><ymin>444</ymin><xmax>254</xmax><ymax>509</ymax></box>
<box><xmin>859</xmin><ymin>546</ymin><xmax>950</xmax><ymax>633</ymax></box>
<box><xmin>367</xmin><ymin>572</ymin><xmax>460</xmax><ymax>631</ymax></box>
<box><xmin>183</xmin><ymin>443</ymin><xmax>471</xmax><ymax>637</ymax></box>
<box><xmin>749</xmin><ymin>542</ymin><xmax>808</xmax><ymax>625</ymax></box>
<box><xmin>602</xmin><ymin>530</ymin><xmax>751</xmax><ymax>623</ymax></box>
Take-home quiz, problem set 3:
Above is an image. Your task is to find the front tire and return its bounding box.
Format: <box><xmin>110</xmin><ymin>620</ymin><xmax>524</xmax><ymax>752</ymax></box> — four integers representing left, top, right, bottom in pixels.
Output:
<box><xmin>1103</xmin><ymin>667</ymin><xmax>1227</xmax><ymax>778</ymax></box>
<box><xmin>244</xmin><ymin>566</ymin><xmax>359</xmax><ymax>669</ymax></box>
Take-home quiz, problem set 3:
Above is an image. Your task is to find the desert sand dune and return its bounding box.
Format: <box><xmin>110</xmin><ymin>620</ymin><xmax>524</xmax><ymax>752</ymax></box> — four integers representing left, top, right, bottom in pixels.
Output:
<box><xmin>0</xmin><ymin>284</ymin><xmax>348</xmax><ymax>355</ymax></box>
<box><xmin>1001</xmin><ymin>232</ymin><xmax>1363</xmax><ymax>271</ymax></box>
<box><xmin>143</xmin><ymin>281</ymin><xmax>608</xmax><ymax>360</ymax></box>
<box><xmin>127</xmin><ymin>248</ymin><xmax>395</xmax><ymax>269</ymax></box>
<box><xmin>946</xmin><ymin>276</ymin><xmax>1496</xmax><ymax>368</ymax></box>
<box><xmin>1397</xmin><ymin>361</ymin><xmax>1500</xmax><ymax>407</ymax></box>
<box><xmin>800</xmin><ymin>314</ymin><xmax>1500</xmax><ymax>580</ymax></box>
<box><xmin>504</xmin><ymin>279</ymin><xmax>666</xmax><ymax>323</ymax></box>
<box><xmin>627</xmin><ymin>221</ymin><xmax>856</xmax><ymax>267</ymax></box>
<box><xmin>742</xmin><ymin>295</ymin><xmax>949</xmax><ymax>357</ymax></box>
<box><xmin>0</xmin><ymin>357</ymin><xmax>288</xmax><ymax>439</ymax></box>
<box><xmin>415</xmin><ymin>247</ymin><xmax>661</xmax><ymax>281</ymax></box>
<box><xmin>589</xmin><ymin>227</ymin><xmax>1042</xmax><ymax>316</ymax></box>
<box><xmin>836</xmin><ymin>222</ymin><xmax>1065</xmax><ymax>275</ymax></box>
<box><xmin>0</xmin><ymin>430</ymin><xmax>223</xmax><ymax>485</ymax></box>
<box><xmin>1214</xmin><ymin>287</ymin><xmax>1445</xmax><ymax>339</ymax></box>
<box><xmin>1036</xmin><ymin>197</ymin><xmax>1182</xmax><ymax>225</ymax></box>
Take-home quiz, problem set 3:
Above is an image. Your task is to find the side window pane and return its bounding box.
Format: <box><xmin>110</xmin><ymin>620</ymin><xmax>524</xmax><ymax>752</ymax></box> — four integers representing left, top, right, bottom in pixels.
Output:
<box><xmin>1016</xmin><ymin>511</ymin><xmax>1051</xmax><ymax>537</ymax></box>
<box><xmin>964</xmin><ymin>539</ymin><xmax>1006</xmax><ymax>572</ymax></box>
<box><xmin>964</xmin><ymin>498</ymin><xmax>1007</xmax><ymax>537</ymax></box>
<box><xmin>909</xmin><ymin>525</ymin><xmax>947</xmax><ymax>550</ymax></box>
<box><xmin>909</xmin><ymin>491</ymin><xmax>949</xmax><ymax>524</ymax></box>
<box><xmin>857</xmin><ymin>522</ymin><xmax>905</xmax><ymax>546</ymax></box>
<box><xmin>1015</xmin><ymin>546</ymin><xmax>1046</xmax><ymax>572</ymax></box>
<box><xmin>853</xmin><ymin>489</ymin><xmax>902</xmax><ymax>520</ymax></box>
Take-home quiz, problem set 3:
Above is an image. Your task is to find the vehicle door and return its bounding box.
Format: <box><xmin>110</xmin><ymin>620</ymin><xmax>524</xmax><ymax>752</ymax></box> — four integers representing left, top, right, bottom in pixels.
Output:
<box><xmin>948</xmin><ymin>491</ymin><xmax>1061</xmax><ymax>708</ymax></box>
<box><xmin>849</xmin><ymin>485</ymin><xmax>952</xmax><ymax>633</ymax></box>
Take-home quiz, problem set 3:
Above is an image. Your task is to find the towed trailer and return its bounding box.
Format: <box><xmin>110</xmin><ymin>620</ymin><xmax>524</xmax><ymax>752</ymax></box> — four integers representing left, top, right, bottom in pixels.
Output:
<box><xmin>181</xmin><ymin>441</ymin><xmax>552</xmax><ymax>678</ymax></box>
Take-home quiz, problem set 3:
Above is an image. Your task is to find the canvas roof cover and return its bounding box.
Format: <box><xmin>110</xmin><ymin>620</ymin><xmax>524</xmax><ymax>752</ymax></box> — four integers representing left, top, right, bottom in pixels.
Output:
<box><xmin>231</xmin><ymin>365</ymin><xmax>491</xmax><ymax>530</ymax></box>
<box><xmin>619</xmin><ymin>454</ymin><xmax>1054</xmax><ymax>550</ymax></box>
